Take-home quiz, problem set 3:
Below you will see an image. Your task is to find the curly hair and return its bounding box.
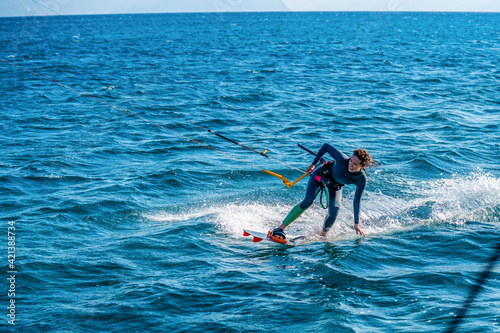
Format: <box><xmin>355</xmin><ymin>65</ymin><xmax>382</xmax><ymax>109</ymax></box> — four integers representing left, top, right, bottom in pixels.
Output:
<box><xmin>353</xmin><ymin>148</ymin><xmax>376</xmax><ymax>168</ymax></box>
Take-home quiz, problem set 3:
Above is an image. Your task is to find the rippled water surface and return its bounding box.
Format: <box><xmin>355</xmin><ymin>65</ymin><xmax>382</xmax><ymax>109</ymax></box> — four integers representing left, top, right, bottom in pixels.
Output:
<box><xmin>1</xmin><ymin>11</ymin><xmax>499</xmax><ymax>332</ymax></box>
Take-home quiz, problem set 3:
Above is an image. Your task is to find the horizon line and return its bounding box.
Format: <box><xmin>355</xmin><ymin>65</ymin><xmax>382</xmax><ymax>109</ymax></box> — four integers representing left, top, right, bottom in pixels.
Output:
<box><xmin>1</xmin><ymin>9</ymin><xmax>499</xmax><ymax>18</ymax></box>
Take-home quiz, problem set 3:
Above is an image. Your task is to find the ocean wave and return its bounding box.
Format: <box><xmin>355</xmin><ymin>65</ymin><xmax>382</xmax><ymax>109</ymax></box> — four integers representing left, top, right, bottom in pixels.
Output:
<box><xmin>142</xmin><ymin>171</ymin><xmax>499</xmax><ymax>244</ymax></box>
<box><xmin>2</xmin><ymin>11</ymin><xmax>500</xmax><ymax>332</ymax></box>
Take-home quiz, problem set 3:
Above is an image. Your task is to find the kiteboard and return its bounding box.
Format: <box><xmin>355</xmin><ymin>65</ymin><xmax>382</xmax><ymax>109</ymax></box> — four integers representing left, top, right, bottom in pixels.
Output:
<box><xmin>243</xmin><ymin>229</ymin><xmax>307</xmax><ymax>246</ymax></box>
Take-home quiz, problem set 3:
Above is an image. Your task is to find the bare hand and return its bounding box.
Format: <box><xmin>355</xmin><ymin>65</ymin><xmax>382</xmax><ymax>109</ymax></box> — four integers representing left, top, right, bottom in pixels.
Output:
<box><xmin>354</xmin><ymin>224</ymin><xmax>365</xmax><ymax>237</ymax></box>
<box><xmin>306</xmin><ymin>164</ymin><xmax>316</xmax><ymax>174</ymax></box>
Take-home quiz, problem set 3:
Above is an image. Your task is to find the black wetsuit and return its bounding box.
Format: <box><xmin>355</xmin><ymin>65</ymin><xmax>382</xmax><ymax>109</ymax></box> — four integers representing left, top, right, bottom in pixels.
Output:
<box><xmin>303</xmin><ymin>144</ymin><xmax>367</xmax><ymax>231</ymax></box>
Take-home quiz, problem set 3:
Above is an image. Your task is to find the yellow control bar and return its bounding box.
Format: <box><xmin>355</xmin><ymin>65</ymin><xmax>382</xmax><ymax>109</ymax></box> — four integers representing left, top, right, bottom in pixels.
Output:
<box><xmin>264</xmin><ymin>170</ymin><xmax>308</xmax><ymax>189</ymax></box>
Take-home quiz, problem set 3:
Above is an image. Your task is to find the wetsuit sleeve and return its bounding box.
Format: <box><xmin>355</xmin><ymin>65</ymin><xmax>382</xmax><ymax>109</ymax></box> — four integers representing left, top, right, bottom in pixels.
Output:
<box><xmin>312</xmin><ymin>143</ymin><xmax>346</xmax><ymax>165</ymax></box>
<box><xmin>353</xmin><ymin>175</ymin><xmax>367</xmax><ymax>224</ymax></box>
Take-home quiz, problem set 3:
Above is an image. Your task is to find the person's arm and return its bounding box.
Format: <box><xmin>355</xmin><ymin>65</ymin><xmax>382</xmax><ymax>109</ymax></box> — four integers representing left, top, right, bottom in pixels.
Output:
<box><xmin>353</xmin><ymin>176</ymin><xmax>367</xmax><ymax>236</ymax></box>
<box><xmin>311</xmin><ymin>143</ymin><xmax>345</xmax><ymax>165</ymax></box>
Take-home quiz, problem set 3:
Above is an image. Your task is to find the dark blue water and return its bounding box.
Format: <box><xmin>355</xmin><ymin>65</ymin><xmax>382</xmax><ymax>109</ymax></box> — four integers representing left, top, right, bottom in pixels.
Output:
<box><xmin>1</xmin><ymin>11</ymin><xmax>499</xmax><ymax>332</ymax></box>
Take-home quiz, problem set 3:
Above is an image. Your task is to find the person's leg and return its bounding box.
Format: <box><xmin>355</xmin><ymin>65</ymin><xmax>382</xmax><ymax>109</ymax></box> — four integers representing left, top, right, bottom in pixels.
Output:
<box><xmin>275</xmin><ymin>174</ymin><xmax>322</xmax><ymax>234</ymax></box>
<box><xmin>320</xmin><ymin>187</ymin><xmax>343</xmax><ymax>236</ymax></box>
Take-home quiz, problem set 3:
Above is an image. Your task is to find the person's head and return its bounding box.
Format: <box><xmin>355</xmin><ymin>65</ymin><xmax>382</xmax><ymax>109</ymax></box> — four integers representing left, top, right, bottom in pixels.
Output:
<box><xmin>348</xmin><ymin>148</ymin><xmax>375</xmax><ymax>172</ymax></box>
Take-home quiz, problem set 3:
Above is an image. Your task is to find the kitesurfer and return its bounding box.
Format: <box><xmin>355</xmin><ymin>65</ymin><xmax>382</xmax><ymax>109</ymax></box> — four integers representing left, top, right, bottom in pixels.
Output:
<box><xmin>271</xmin><ymin>144</ymin><xmax>375</xmax><ymax>240</ymax></box>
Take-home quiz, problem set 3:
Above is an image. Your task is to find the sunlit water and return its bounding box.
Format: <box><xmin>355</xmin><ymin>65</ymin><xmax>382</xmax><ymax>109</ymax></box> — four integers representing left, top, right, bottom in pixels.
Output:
<box><xmin>1</xmin><ymin>12</ymin><xmax>499</xmax><ymax>332</ymax></box>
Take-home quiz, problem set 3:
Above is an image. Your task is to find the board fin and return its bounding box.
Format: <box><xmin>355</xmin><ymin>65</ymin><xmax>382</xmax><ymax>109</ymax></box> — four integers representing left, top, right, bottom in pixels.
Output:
<box><xmin>253</xmin><ymin>236</ymin><xmax>263</xmax><ymax>242</ymax></box>
<box><xmin>243</xmin><ymin>230</ymin><xmax>251</xmax><ymax>236</ymax></box>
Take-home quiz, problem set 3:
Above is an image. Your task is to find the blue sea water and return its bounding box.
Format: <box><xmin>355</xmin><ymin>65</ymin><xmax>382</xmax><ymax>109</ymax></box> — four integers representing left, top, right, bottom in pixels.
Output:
<box><xmin>1</xmin><ymin>11</ymin><xmax>499</xmax><ymax>332</ymax></box>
